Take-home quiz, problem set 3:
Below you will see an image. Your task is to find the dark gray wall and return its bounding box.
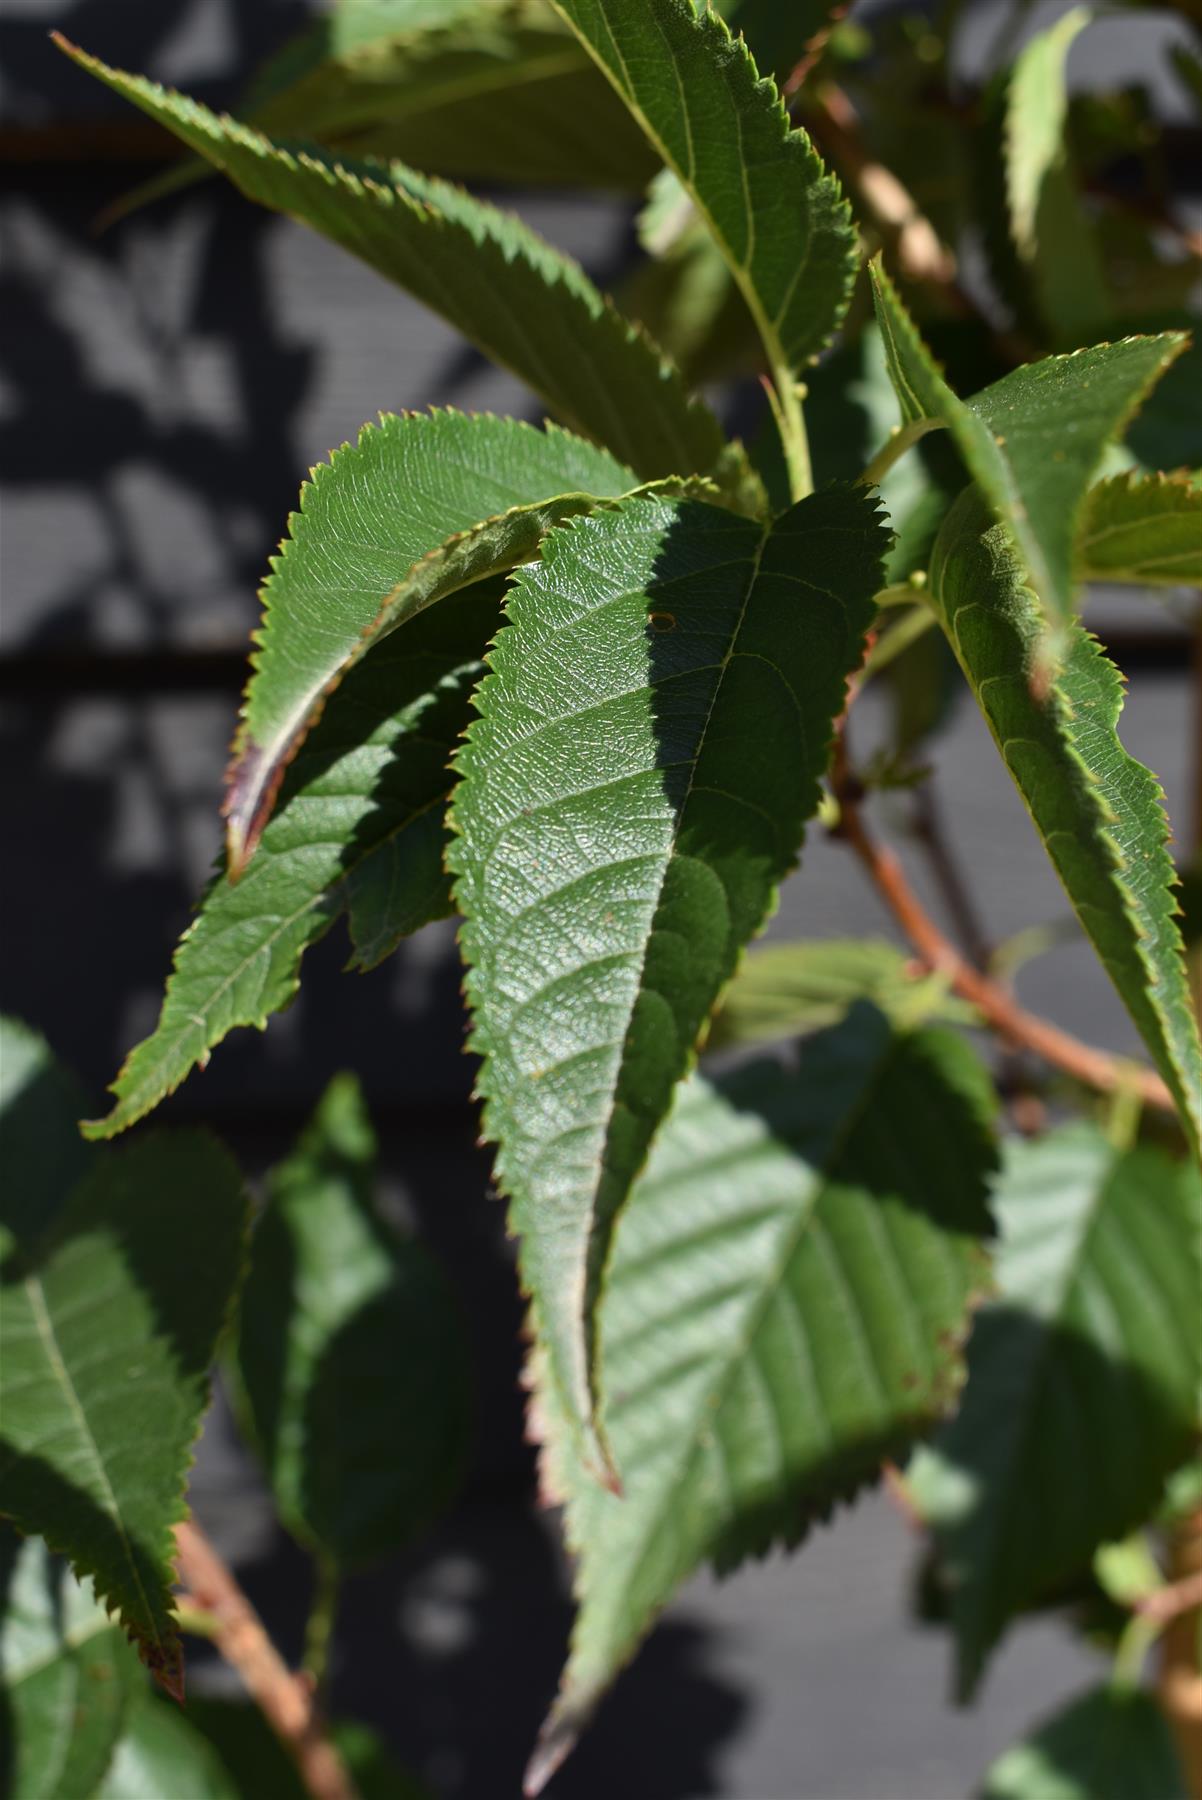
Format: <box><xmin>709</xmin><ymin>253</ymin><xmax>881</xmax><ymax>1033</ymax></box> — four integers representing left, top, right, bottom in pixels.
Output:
<box><xmin>1</xmin><ymin>5</ymin><xmax>1193</xmax><ymax>1797</ymax></box>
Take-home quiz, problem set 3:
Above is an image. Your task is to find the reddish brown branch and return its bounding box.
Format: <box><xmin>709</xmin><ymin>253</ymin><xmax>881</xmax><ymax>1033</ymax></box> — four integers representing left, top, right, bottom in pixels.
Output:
<box><xmin>830</xmin><ymin>742</ymin><xmax>1175</xmax><ymax>1114</ymax></box>
<box><xmin>1158</xmin><ymin>1510</ymin><xmax>1202</xmax><ymax>1800</ymax></box>
<box><xmin>174</xmin><ymin>1521</ymin><xmax>354</xmax><ymax>1800</ymax></box>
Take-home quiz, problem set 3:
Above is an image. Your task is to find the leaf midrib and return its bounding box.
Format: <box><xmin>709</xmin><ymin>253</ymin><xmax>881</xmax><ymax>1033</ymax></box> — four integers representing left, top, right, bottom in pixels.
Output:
<box><xmin>549</xmin><ymin>1</ymin><xmax>800</xmax><ymax>391</ymax></box>
<box><xmin>21</xmin><ymin>1271</ymin><xmax>165</xmax><ymax>1656</ymax></box>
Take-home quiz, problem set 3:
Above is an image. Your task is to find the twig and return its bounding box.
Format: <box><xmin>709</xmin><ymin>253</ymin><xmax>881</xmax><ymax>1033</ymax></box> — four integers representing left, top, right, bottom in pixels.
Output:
<box><xmin>908</xmin><ymin>780</ymin><xmax>992</xmax><ymax>969</ymax></box>
<box><xmin>809</xmin><ymin>85</ymin><xmax>956</xmax><ymax>285</ymax></box>
<box><xmin>829</xmin><ymin>736</ymin><xmax>1176</xmax><ymax>1113</ymax></box>
<box><xmin>1138</xmin><ymin>1570</ymin><xmax>1202</xmax><ymax>1625</ymax></box>
<box><xmin>173</xmin><ymin>1521</ymin><xmax>355</xmax><ymax>1800</ymax></box>
<box><xmin>1158</xmin><ymin>1510</ymin><xmax>1202</xmax><ymax>1800</ymax></box>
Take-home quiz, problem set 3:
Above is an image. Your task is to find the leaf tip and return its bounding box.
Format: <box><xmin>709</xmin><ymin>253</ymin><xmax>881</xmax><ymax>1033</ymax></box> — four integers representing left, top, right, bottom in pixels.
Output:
<box><xmin>524</xmin><ymin>1708</ymin><xmax>583</xmax><ymax>1796</ymax></box>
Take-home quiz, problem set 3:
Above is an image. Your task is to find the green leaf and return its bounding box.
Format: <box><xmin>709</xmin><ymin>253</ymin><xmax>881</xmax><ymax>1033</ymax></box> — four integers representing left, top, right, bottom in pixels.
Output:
<box><xmin>928</xmin><ymin>485</ymin><xmax>1202</xmax><ymax>1156</ymax></box>
<box><xmin>708</xmin><ymin>937</ymin><xmax>979</xmax><ymax>1048</ymax></box>
<box><xmin>526</xmin><ymin>1008</ymin><xmax>997</xmax><ymax>1791</ymax></box>
<box><xmin>1003</xmin><ymin>8</ymin><xmax>1112</xmax><ymax>344</ymax></box>
<box><xmin>233</xmin><ymin>1074</ymin><xmax>470</xmax><ymax>1566</ymax></box>
<box><xmin>981</xmin><ymin>1684</ymin><xmax>1189</xmax><ymax>1800</ymax></box>
<box><xmin>55</xmin><ymin>38</ymin><xmax>727</xmax><ymax>487</ymax></box>
<box><xmin>223</xmin><ymin>411</ymin><xmax>639</xmax><ymax>871</ymax></box>
<box><xmin>84</xmin><ymin>583</ymin><xmax>501</xmax><ymax>1141</ymax></box>
<box><xmin>0</xmin><ymin>1124</ymin><xmax>249</xmax><ymax>1693</ymax></box>
<box><xmin>550</xmin><ymin>0</ymin><xmax>857</xmax><ymax>392</ymax></box>
<box><xmin>910</xmin><ymin>1126</ymin><xmax>1202</xmax><ymax>1697</ymax></box>
<box><xmin>112</xmin><ymin>0</ymin><xmax>661</xmax><ymax>220</ymax></box>
<box><xmin>251</xmin><ymin>3</ymin><xmax>658</xmax><ymax>189</ymax></box>
<box><xmin>0</xmin><ymin>1532</ymin><xmax>141</xmax><ymax>1800</ymax></box>
<box><xmin>95</xmin><ymin>1695</ymin><xmax>239</xmax><ymax>1800</ymax></box>
<box><xmin>449</xmin><ymin>485</ymin><xmax>889</xmax><ymax>1472</ymax></box>
<box><xmin>0</xmin><ymin>1018</ymin><xmax>92</xmax><ymax>1249</ymax></box>
<box><xmin>170</xmin><ymin>1700</ymin><xmax>432</xmax><ymax>1800</ymax></box>
<box><xmin>1077</xmin><ymin>470</ymin><xmax>1202</xmax><ymax>587</ymax></box>
<box><xmin>869</xmin><ymin>257</ymin><xmax>1185</xmax><ymax>634</ymax></box>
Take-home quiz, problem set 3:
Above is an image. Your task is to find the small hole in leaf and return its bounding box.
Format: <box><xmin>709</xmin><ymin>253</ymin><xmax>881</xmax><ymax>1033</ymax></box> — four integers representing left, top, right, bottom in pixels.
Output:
<box><xmin>648</xmin><ymin>610</ymin><xmax>676</xmax><ymax>633</ymax></box>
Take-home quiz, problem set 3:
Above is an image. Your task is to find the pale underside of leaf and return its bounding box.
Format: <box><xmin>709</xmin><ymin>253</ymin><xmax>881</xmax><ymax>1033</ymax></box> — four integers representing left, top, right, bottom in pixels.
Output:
<box><xmin>56</xmin><ymin>38</ymin><xmax>728</xmax><ymax>486</ymax></box>
<box><xmin>909</xmin><ymin>1125</ymin><xmax>1202</xmax><ymax>1698</ymax></box>
<box><xmin>223</xmin><ymin>410</ymin><xmax>639</xmax><ymax>870</ymax></box>
<box><xmin>1077</xmin><ymin>469</ymin><xmax>1202</xmax><ymax>586</ymax></box>
<box><xmin>86</xmin><ymin>586</ymin><xmax>500</xmax><ymax>1139</ymax></box>
<box><xmin>869</xmin><ymin>256</ymin><xmax>1186</xmax><ymax>634</ymax></box>
<box><xmin>449</xmin><ymin>485</ymin><xmax>888</xmax><ymax>1478</ymax></box>
<box><xmin>525</xmin><ymin>1008</ymin><xmax>996</xmax><ymax>1793</ymax></box>
<box><xmin>1003</xmin><ymin>7</ymin><xmax>1111</xmax><ymax>344</ymax></box>
<box><xmin>708</xmin><ymin>936</ymin><xmax>980</xmax><ymax>1048</ymax></box>
<box><xmin>929</xmin><ymin>485</ymin><xmax>1202</xmax><ymax>1155</ymax></box>
<box><xmin>551</xmin><ymin>0</ymin><xmax>858</xmax><ymax>382</ymax></box>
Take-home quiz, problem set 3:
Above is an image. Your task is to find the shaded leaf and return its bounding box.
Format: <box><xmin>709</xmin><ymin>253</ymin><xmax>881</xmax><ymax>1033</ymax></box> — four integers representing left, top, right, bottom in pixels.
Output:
<box><xmin>981</xmin><ymin>1683</ymin><xmax>1189</xmax><ymax>1800</ymax></box>
<box><xmin>223</xmin><ymin>412</ymin><xmax>639</xmax><ymax>871</ymax></box>
<box><xmin>248</xmin><ymin>0</ymin><xmax>656</xmax><ymax>189</ymax></box>
<box><xmin>527</xmin><ymin>1008</ymin><xmax>997</xmax><ymax>1790</ymax></box>
<box><xmin>0</xmin><ymin>1117</ymin><xmax>248</xmax><ymax>1693</ymax></box>
<box><xmin>869</xmin><ymin>257</ymin><xmax>1185</xmax><ymax>634</ymax></box>
<box><xmin>1127</xmin><ymin>335</ymin><xmax>1202</xmax><ymax>473</ymax></box>
<box><xmin>56</xmin><ymin>39</ymin><xmax>727</xmax><ymax>486</ymax></box>
<box><xmin>708</xmin><ymin>937</ymin><xmax>979</xmax><ymax>1047</ymax></box>
<box><xmin>116</xmin><ymin>0</ymin><xmax>657</xmax><ymax>215</ymax></box>
<box><xmin>1003</xmin><ymin>8</ymin><xmax>1111</xmax><ymax>344</ymax></box>
<box><xmin>178</xmin><ymin>1700</ymin><xmax>431</xmax><ymax>1800</ymax></box>
<box><xmin>0</xmin><ymin>1018</ymin><xmax>92</xmax><ymax>1249</ymax></box>
<box><xmin>928</xmin><ymin>485</ymin><xmax>1202</xmax><ymax>1155</ymax></box>
<box><xmin>233</xmin><ymin>1074</ymin><xmax>470</xmax><ymax>1566</ymax></box>
<box><xmin>551</xmin><ymin>0</ymin><xmax>857</xmax><ymax>384</ymax></box>
<box><xmin>449</xmin><ymin>486</ymin><xmax>889</xmax><ymax>1471</ymax></box>
<box><xmin>910</xmin><ymin>1126</ymin><xmax>1202</xmax><ymax>1696</ymax></box>
<box><xmin>96</xmin><ymin>1695</ymin><xmax>239</xmax><ymax>1800</ymax></box>
<box><xmin>0</xmin><ymin>1532</ymin><xmax>141</xmax><ymax>1800</ymax></box>
<box><xmin>85</xmin><ymin>583</ymin><xmax>501</xmax><ymax>1141</ymax></box>
<box><xmin>1077</xmin><ymin>470</ymin><xmax>1202</xmax><ymax>587</ymax></box>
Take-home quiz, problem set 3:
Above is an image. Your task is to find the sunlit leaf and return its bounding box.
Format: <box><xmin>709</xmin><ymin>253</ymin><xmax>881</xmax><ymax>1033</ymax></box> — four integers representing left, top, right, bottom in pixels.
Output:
<box><xmin>928</xmin><ymin>485</ymin><xmax>1202</xmax><ymax>1154</ymax></box>
<box><xmin>449</xmin><ymin>485</ymin><xmax>889</xmax><ymax>1470</ymax></box>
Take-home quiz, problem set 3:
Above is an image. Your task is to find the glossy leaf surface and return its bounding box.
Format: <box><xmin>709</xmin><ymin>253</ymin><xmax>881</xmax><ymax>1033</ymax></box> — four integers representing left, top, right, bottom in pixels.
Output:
<box><xmin>450</xmin><ymin>486</ymin><xmax>888</xmax><ymax>1468</ymax></box>
<box><xmin>57</xmin><ymin>40</ymin><xmax>726</xmax><ymax>485</ymax></box>
<box><xmin>234</xmin><ymin>1075</ymin><xmax>470</xmax><ymax>1566</ymax></box>
<box><xmin>929</xmin><ymin>486</ymin><xmax>1202</xmax><ymax>1153</ymax></box>
<box><xmin>869</xmin><ymin>258</ymin><xmax>1184</xmax><ymax>633</ymax></box>
<box><xmin>910</xmin><ymin>1126</ymin><xmax>1202</xmax><ymax>1696</ymax></box>
<box><xmin>528</xmin><ymin>1009</ymin><xmax>996</xmax><ymax>1790</ymax></box>
<box><xmin>86</xmin><ymin>585</ymin><xmax>500</xmax><ymax>1140</ymax></box>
